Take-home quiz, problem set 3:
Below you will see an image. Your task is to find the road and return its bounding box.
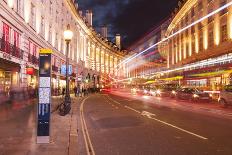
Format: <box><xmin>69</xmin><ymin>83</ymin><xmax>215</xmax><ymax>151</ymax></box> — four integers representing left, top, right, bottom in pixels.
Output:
<box><xmin>77</xmin><ymin>91</ymin><xmax>232</xmax><ymax>155</ymax></box>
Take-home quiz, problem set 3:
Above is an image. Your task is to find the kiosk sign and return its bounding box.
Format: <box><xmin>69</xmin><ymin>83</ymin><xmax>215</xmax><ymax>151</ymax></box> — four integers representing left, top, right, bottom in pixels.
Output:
<box><xmin>37</xmin><ymin>49</ymin><xmax>52</xmax><ymax>143</ymax></box>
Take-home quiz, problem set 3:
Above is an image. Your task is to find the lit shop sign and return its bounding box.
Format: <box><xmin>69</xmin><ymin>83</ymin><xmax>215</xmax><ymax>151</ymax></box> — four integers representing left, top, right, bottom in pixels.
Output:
<box><xmin>26</xmin><ymin>67</ymin><xmax>34</xmax><ymax>75</ymax></box>
<box><xmin>186</xmin><ymin>70</ymin><xmax>232</xmax><ymax>78</ymax></box>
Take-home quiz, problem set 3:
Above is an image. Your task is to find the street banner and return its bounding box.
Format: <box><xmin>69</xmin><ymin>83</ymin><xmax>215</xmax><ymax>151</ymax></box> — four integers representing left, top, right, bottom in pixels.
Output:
<box><xmin>61</xmin><ymin>65</ymin><xmax>72</xmax><ymax>75</ymax></box>
<box><xmin>37</xmin><ymin>49</ymin><xmax>52</xmax><ymax>143</ymax></box>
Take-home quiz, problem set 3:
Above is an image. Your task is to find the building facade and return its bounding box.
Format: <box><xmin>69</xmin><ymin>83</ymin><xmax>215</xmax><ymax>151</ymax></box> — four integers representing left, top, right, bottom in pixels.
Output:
<box><xmin>127</xmin><ymin>19</ymin><xmax>170</xmax><ymax>80</ymax></box>
<box><xmin>160</xmin><ymin>0</ymin><xmax>232</xmax><ymax>91</ymax></box>
<box><xmin>0</xmin><ymin>0</ymin><xmax>125</xmax><ymax>95</ymax></box>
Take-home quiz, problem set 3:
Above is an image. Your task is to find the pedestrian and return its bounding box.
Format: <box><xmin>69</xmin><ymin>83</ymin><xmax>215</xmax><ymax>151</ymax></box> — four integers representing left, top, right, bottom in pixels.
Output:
<box><xmin>62</xmin><ymin>87</ymin><xmax>65</xmax><ymax>97</ymax></box>
<box><xmin>74</xmin><ymin>86</ymin><xmax>77</xmax><ymax>97</ymax></box>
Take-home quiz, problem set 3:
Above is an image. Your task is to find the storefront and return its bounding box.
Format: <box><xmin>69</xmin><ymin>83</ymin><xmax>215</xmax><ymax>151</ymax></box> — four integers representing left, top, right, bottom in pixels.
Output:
<box><xmin>183</xmin><ymin>66</ymin><xmax>232</xmax><ymax>91</ymax></box>
<box><xmin>26</xmin><ymin>67</ymin><xmax>38</xmax><ymax>89</ymax></box>
<box><xmin>0</xmin><ymin>59</ymin><xmax>20</xmax><ymax>94</ymax></box>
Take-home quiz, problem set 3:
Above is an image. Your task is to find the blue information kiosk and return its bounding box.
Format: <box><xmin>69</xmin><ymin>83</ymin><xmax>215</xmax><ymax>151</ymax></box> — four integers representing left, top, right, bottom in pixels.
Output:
<box><xmin>37</xmin><ymin>49</ymin><xmax>52</xmax><ymax>143</ymax></box>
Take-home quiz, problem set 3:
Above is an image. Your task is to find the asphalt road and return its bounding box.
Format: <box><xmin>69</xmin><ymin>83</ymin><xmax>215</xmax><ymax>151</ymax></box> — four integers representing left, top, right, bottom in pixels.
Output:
<box><xmin>77</xmin><ymin>93</ymin><xmax>232</xmax><ymax>155</ymax></box>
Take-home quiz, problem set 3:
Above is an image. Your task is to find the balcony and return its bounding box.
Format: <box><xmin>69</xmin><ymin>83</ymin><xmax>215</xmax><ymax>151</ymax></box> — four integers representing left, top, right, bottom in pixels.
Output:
<box><xmin>28</xmin><ymin>53</ymin><xmax>39</xmax><ymax>65</ymax></box>
<box><xmin>52</xmin><ymin>65</ymin><xmax>59</xmax><ymax>73</ymax></box>
<box><xmin>0</xmin><ymin>37</ymin><xmax>24</xmax><ymax>59</ymax></box>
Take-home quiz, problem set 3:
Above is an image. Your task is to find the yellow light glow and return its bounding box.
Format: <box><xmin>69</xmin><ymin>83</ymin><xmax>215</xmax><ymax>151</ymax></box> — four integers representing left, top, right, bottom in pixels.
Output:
<box><xmin>214</xmin><ymin>18</ymin><xmax>220</xmax><ymax>45</ymax></box>
<box><xmin>203</xmin><ymin>28</ymin><xmax>208</xmax><ymax>50</ymax></box>
<box><xmin>229</xmin><ymin>8</ymin><xmax>232</xmax><ymax>38</ymax></box>
<box><xmin>195</xmin><ymin>34</ymin><xmax>199</xmax><ymax>53</ymax></box>
<box><xmin>7</xmin><ymin>0</ymin><xmax>14</xmax><ymax>8</ymax></box>
<box><xmin>188</xmin><ymin>37</ymin><xmax>192</xmax><ymax>56</ymax></box>
<box><xmin>183</xmin><ymin>39</ymin><xmax>186</xmax><ymax>59</ymax></box>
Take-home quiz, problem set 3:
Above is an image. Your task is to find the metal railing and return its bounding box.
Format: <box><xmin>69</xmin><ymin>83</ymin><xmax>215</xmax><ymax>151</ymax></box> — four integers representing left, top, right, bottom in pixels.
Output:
<box><xmin>0</xmin><ymin>37</ymin><xmax>24</xmax><ymax>59</ymax></box>
<box><xmin>28</xmin><ymin>53</ymin><xmax>39</xmax><ymax>65</ymax></box>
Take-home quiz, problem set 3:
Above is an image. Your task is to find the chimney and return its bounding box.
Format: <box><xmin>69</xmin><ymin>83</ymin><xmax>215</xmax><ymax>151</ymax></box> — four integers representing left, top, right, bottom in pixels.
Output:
<box><xmin>100</xmin><ymin>26</ymin><xmax>108</xmax><ymax>39</ymax></box>
<box><xmin>79</xmin><ymin>10</ymin><xmax>83</xmax><ymax>17</ymax></box>
<box><xmin>115</xmin><ymin>34</ymin><xmax>121</xmax><ymax>50</ymax></box>
<box><xmin>86</xmin><ymin>10</ymin><xmax>93</xmax><ymax>26</ymax></box>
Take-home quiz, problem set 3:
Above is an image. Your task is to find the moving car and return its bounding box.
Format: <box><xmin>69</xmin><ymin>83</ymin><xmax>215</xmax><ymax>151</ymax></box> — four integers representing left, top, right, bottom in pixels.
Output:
<box><xmin>218</xmin><ymin>85</ymin><xmax>232</xmax><ymax>107</ymax></box>
<box><xmin>176</xmin><ymin>87</ymin><xmax>211</xmax><ymax>102</ymax></box>
<box><xmin>150</xmin><ymin>84</ymin><xmax>180</xmax><ymax>97</ymax></box>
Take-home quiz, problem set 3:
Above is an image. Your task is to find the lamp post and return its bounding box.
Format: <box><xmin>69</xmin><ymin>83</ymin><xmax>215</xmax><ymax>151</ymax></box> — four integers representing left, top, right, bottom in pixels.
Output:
<box><xmin>63</xmin><ymin>24</ymin><xmax>73</xmax><ymax>111</ymax></box>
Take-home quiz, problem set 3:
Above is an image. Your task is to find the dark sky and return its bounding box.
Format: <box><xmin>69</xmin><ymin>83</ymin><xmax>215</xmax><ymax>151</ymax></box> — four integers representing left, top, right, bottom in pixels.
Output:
<box><xmin>77</xmin><ymin>0</ymin><xmax>179</xmax><ymax>49</ymax></box>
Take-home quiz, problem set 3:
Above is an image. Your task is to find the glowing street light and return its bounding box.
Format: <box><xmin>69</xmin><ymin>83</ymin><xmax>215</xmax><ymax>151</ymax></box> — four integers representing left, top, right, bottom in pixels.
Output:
<box><xmin>63</xmin><ymin>24</ymin><xmax>73</xmax><ymax>115</ymax></box>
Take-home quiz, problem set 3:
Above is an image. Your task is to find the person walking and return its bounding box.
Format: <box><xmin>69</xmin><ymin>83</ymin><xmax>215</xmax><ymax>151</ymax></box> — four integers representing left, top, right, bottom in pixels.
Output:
<box><xmin>62</xmin><ymin>87</ymin><xmax>65</xmax><ymax>97</ymax></box>
<box><xmin>74</xmin><ymin>86</ymin><xmax>77</xmax><ymax>97</ymax></box>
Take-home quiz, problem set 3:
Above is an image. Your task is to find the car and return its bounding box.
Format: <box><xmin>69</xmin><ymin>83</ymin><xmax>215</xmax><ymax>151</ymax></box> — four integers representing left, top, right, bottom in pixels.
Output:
<box><xmin>150</xmin><ymin>84</ymin><xmax>180</xmax><ymax>98</ymax></box>
<box><xmin>218</xmin><ymin>85</ymin><xmax>232</xmax><ymax>107</ymax></box>
<box><xmin>176</xmin><ymin>87</ymin><xmax>211</xmax><ymax>102</ymax></box>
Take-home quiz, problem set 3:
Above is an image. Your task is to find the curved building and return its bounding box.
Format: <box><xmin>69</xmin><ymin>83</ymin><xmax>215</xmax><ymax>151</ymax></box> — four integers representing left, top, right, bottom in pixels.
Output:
<box><xmin>162</xmin><ymin>0</ymin><xmax>232</xmax><ymax>90</ymax></box>
<box><xmin>0</xmin><ymin>0</ymin><xmax>125</xmax><ymax>94</ymax></box>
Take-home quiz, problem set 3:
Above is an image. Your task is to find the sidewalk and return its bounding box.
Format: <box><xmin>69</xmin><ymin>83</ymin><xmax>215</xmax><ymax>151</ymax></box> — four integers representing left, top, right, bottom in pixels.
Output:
<box><xmin>0</xmin><ymin>95</ymin><xmax>82</xmax><ymax>155</ymax></box>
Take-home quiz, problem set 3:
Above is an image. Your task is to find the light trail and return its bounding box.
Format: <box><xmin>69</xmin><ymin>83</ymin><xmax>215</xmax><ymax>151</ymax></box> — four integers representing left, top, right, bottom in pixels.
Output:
<box><xmin>118</xmin><ymin>1</ymin><xmax>232</xmax><ymax>67</ymax></box>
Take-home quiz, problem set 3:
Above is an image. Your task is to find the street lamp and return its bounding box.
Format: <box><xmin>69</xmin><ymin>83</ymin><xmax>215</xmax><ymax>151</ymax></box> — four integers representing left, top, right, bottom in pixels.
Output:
<box><xmin>63</xmin><ymin>24</ymin><xmax>73</xmax><ymax>113</ymax></box>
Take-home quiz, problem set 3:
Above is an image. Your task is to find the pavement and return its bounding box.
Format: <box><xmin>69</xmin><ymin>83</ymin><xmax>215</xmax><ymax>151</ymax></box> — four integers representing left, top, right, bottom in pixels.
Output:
<box><xmin>76</xmin><ymin>93</ymin><xmax>232</xmax><ymax>155</ymax></box>
<box><xmin>0</xmin><ymin>95</ymin><xmax>84</xmax><ymax>155</ymax></box>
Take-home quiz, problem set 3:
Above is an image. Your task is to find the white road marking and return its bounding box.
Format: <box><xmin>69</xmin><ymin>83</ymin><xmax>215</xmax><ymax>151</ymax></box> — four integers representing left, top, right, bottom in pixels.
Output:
<box><xmin>141</xmin><ymin>111</ymin><xmax>156</xmax><ymax>118</ymax></box>
<box><xmin>149</xmin><ymin>117</ymin><xmax>208</xmax><ymax>140</ymax></box>
<box><xmin>124</xmin><ymin>106</ymin><xmax>141</xmax><ymax>114</ymax></box>
<box><xmin>104</xmin><ymin>95</ymin><xmax>208</xmax><ymax>140</ymax></box>
<box><xmin>80</xmin><ymin>97</ymin><xmax>96</xmax><ymax>155</ymax></box>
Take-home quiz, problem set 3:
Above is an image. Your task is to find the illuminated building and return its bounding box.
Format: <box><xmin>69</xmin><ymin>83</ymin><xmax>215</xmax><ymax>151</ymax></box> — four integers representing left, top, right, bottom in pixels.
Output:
<box><xmin>127</xmin><ymin>19</ymin><xmax>170</xmax><ymax>80</ymax></box>
<box><xmin>0</xmin><ymin>0</ymin><xmax>125</xmax><ymax>94</ymax></box>
<box><xmin>160</xmin><ymin>0</ymin><xmax>232</xmax><ymax>90</ymax></box>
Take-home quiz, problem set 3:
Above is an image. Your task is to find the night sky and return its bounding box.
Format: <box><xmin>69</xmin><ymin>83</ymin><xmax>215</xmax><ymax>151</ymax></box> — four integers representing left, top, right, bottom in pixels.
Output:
<box><xmin>77</xmin><ymin>0</ymin><xmax>179</xmax><ymax>49</ymax></box>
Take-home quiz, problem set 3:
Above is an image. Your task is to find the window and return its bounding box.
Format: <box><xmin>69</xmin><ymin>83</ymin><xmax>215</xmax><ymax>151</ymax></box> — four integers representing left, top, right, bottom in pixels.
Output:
<box><xmin>219</xmin><ymin>0</ymin><xmax>227</xmax><ymax>16</ymax></box>
<box><xmin>49</xmin><ymin>25</ymin><xmax>52</xmax><ymax>43</ymax></box>
<box><xmin>192</xmin><ymin>34</ymin><xmax>195</xmax><ymax>53</ymax></box>
<box><xmin>16</xmin><ymin>0</ymin><xmax>22</xmax><ymax>14</ymax></box>
<box><xmin>13</xmin><ymin>31</ymin><xmax>19</xmax><ymax>48</ymax></box>
<box><xmin>2</xmin><ymin>23</ymin><xmax>10</xmax><ymax>53</ymax></box>
<box><xmin>209</xmin><ymin>30</ymin><xmax>214</xmax><ymax>47</ymax></box>
<box><xmin>198</xmin><ymin>1</ymin><xmax>203</xmax><ymax>12</ymax></box>
<box><xmin>50</xmin><ymin>1</ymin><xmax>53</xmax><ymax>14</ymax></box>
<box><xmin>221</xmin><ymin>24</ymin><xmax>227</xmax><ymax>42</ymax></box>
<box><xmin>199</xmin><ymin>30</ymin><xmax>203</xmax><ymax>52</ymax></box>
<box><xmin>191</xmin><ymin>8</ymin><xmax>195</xmax><ymax>17</ymax></box>
<box><xmin>30</xmin><ymin>3</ymin><xmax>36</xmax><ymax>28</ymax></box>
<box><xmin>56</xmin><ymin>11</ymin><xmax>59</xmax><ymax>23</ymax></box>
<box><xmin>40</xmin><ymin>16</ymin><xmax>45</xmax><ymax>36</ymax></box>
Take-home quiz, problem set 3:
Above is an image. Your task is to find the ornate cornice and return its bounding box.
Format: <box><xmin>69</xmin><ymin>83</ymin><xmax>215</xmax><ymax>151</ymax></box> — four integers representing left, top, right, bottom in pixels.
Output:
<box><xmin>166</xmin><ymin>0</ymin><xmax>198</xmax><ymax>35</ymax></box>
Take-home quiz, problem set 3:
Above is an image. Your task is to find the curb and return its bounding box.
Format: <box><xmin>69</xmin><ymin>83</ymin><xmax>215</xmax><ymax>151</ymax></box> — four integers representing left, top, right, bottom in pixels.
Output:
<box><xmin>68</xmin><ymin>97</ymin><xmax>84</xmax><ymax>155</ymax></box>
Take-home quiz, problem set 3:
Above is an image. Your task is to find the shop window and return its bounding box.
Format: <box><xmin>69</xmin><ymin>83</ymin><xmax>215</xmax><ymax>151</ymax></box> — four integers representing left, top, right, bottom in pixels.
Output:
<box><xmin>221</xmin><ymin>24</ymin><xmax>227</xmax><ymax>42</ymax></box>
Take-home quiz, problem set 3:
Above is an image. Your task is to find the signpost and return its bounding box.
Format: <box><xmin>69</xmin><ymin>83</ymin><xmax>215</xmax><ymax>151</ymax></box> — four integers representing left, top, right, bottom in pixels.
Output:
<box><xmin>37</xmin><ymin>49</ymin><xmax>52</xmax><ymax>144</ymax></box>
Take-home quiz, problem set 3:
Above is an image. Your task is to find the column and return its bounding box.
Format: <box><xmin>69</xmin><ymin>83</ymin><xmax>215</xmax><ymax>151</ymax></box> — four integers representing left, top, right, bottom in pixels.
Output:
<box><xmin>94</xmin><ymin>45</ymin><xmax>97</xmax><ymax>71</ymax></box>
<box><xmin>99</xmin><ymin>47</ymin><xmax>102</xmax><ymax>74</ymax></box>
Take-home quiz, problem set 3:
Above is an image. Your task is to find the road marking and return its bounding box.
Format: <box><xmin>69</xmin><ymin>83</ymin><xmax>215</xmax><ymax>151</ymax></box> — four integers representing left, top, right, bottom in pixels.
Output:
<box><xmin>149</xmin><ymin>117</ymin><xmax>208</xmax><ymax>140</ymax></box>
<box><xmin>124</xmin><ymin>105</ymin><xmax>141</xmax><ymax>114</ymax></box>
<box><xmin>107</xmin><ymin>96</ymin><xmax>121</xmax><ymax>105</ymax></box>
<box><xmin>80</xmin><ymin>97</ymin><xmax>96</xmax><ymax>155</ymax></box>
<box><xmin>141</xmin><ymin>111</ymin><xmax>156</xmax><ymax>118</ymax></box>
<box><xmin>105</xmin><ymin>95</ymin><xmax>207</xmax><ymax>140</ymax></box>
